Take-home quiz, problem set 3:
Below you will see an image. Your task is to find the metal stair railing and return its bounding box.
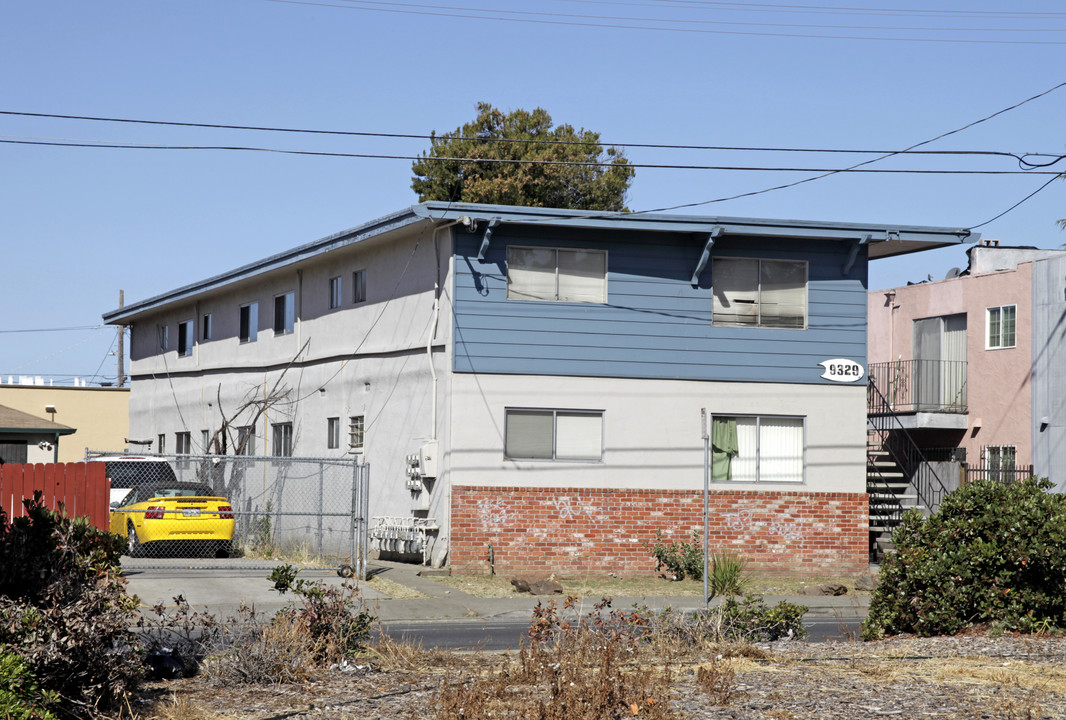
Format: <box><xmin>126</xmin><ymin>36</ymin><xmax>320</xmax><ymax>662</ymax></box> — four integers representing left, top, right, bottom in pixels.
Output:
<box><xmin>867</xmin><ymin>377</ymin><xmax>950</xmax><ymax>517</ymax></box>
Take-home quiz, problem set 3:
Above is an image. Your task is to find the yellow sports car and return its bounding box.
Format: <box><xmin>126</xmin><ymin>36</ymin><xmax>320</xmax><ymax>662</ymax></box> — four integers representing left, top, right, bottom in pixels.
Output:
<box><xmin>110</xmin><ymin>481</ymin><xmax>235</xmax><ymax>558</ymax></box>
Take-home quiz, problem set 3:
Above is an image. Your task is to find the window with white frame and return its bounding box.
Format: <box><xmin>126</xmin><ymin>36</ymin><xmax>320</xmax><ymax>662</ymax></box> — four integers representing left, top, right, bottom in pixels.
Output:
<box><xmin>327</xmin><ymin>417</ymin><xmax>340</xmax><ymax>449</ymax></box>
<box><xmin>272</xmin><ymin>422</ymin><xmax>293</xmax><ymax>457</ymax></box>
<box><xmin>712</xmin><ymin>258</ymin><xmax>808</xmax><ymax>329</ymax></box>
<box><xmin>202</xmin><ymin>313</ymin><xmax>212</xmax><ymax>341</ymax></box>
<box><xmin>986</xmin><ymin>445</ymin><xmax>1017</xmax><ymax>480</ymax></box>
<box><xmin>504</xmin><ymin>408</ymin><xmax>603</xmax><ymax>461</ymax></box>
<box><xmin>506</xmin><ymin>247</ymin><xmax>607</xmax><ymax>303</ymax></box>
<box><xmin>157</xmin><ymin>434</ymin><xmax>166</xmax><ymax>453</ymax></box>
<box><xmin>239</xmin><ymin>302</ymin><xmax>258</xmax><ymax>343</ymax></box>
<box><xmin>201</xmin><ymin>429</ymin><xmax>210</xmax><ymax>452</ymax></box>
<box><xmin>353</xmin><ymin>270</ymin><xmax>367</xmax><ymax>304</ymax></box>
<box><xmin>177</xmin><ymin>320</ymin><xmax>193</xmax><ymax>357</ymax></box>
<box><xmin>329</xmin><ymin>276</ymin><xmax>343</xmax><ymax>310</ymax></box>
<box><xmin>158</xmin><ymin>325</ymin><xmax>169</xmax><ymax>351</ymax></box>
<box><xmin>274</xmin><ymin>292</ymin><xmax>295</xmax><ymax>335</ymax></box>
<box><xmin>236</xmin><ymin>425</ymin><xmax>256</xmax><ymax>455</ymax></box>
<box><xmin>711</xmin><ymin>415</ymin><xmax>804</xmax><ymax>483</ymax></box>
<box><xmin>349</xmin><ymin>415</ymin><xmax>364</xmax><ymax>451</ymax></box>
<box><xmin>987</xmin><ymin>305</ymin><xmax>1016</xmax><ymax>349</ymax></box>
<box><xmin>175</xmin><ymin>431</ymin><xmax>191</xmax><ymax>454</ymax></box>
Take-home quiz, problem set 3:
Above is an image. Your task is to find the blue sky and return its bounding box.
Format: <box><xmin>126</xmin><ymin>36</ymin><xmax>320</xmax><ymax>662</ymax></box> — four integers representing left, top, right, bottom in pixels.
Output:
<box><xmin>2</xmin><ymin>0</ymin><xmax>1064</xmax><ymax>385</ymax></box>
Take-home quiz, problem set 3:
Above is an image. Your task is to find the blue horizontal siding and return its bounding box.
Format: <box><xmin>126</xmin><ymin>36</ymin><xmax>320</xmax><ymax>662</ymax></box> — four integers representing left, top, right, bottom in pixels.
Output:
<box><xmin>452</xmin><ymin>225</ymin><xmax>868</xmax><ymax>384</ymax></box>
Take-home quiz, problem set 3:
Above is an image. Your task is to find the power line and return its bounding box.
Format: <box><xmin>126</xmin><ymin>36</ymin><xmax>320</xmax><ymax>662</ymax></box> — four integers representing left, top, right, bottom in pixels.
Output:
<box><xmin>564</xmin><ymin>0</ymin><xmax>1066</xmax><ymax>20</ymax></box>
<box><xmin>2</xmin><ymin>109</ymin><xmax>1051</xmax><ymax>160</ymax></box>
<box><xmin>263</xmin><ymin>0</ymin><xmax>1066</xmax><ymax>45</ymax></box>
<box><xmin>3</xmin><ymin>137</ymin><xmax>1062</xmax><ymax>174</ymax></box>
<box><xmin>0</xmin><ymin>325</ymin><xmax>103</xmax><ymax>334</ymax></box>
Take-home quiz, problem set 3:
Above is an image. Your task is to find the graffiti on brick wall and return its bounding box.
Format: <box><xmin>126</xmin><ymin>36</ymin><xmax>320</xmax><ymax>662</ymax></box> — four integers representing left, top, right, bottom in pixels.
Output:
<box><xmin>476</xmin><ymin>497</ymin><xmax>513</xmax><ymax>529</ymax></box>
<box><xmin>550</xmin><ymin>495</ymin><xmax>592</xmax><ymax>521</ymax></box>
<box><xmin>725</xmin><ymin>510</ymin><xmax>805</xmax><ymax>548</ymax></box>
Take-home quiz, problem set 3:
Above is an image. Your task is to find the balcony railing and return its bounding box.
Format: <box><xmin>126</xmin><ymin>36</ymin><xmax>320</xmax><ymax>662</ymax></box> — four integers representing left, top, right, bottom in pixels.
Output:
<box><xmin>868</xmin><ymin>360</ymin><xmax>967</xmax><ymax>415</ymax></box>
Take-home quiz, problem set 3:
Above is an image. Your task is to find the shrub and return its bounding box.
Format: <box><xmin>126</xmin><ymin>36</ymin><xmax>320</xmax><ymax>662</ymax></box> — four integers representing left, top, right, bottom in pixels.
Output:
<box><xmin>268</xmin><ymin>564</ymin><xmax>375</xmax><ymax>661</ymax></box>
<box><xmin>0</xmin><ymin>493</ymin><xmax>142</xmax><ymax>718</ymax></box>
<box><xmin>0</xmin><ymin>652</ymin><xmax>58</xmax><ymax>720</ymax></box>
<box><xmin>863</xmin><ymin>477</ymin><xmax>1066</xmax><ymax>639</ymax></box>
<box><xmin>647</xmin><ymin>530</ymin><xmax>704</xmax><ymax>580</ymax></box>
<box><xmin>712</xmin><ymin>595</ymin><xmax>808</xmax><ymax>642</ymax></box>
<box><xmin>708</xmin><ymin>552</ymin><xmax>749</xmax><ymax>598</ymax></box>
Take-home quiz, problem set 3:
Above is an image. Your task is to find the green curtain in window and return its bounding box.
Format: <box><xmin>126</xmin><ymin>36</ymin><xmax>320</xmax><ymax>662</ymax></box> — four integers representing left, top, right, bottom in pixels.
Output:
<box><xmin>712</xmin><ymin>417</ymin><xmax>739</xmax><ymax>481</ymax></box>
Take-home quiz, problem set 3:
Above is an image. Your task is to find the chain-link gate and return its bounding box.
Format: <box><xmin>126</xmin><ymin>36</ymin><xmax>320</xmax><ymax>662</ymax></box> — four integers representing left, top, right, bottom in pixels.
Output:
<box><xmin>85</xmin><ymin>451</ymin><xmax>371</xmax><ymax>579</ymax></box>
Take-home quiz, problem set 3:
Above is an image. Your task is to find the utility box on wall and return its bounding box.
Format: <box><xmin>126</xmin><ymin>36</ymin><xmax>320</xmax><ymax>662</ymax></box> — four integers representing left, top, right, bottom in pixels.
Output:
<box><xmin>419</xmin><ymin>440</ymin><xmax>438</xmax><ymax>478</ymax></box>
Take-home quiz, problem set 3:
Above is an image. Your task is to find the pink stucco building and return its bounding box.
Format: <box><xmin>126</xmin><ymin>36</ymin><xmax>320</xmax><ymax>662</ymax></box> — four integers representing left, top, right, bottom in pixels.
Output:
<box><xmin>868</xmin><ymin>240</ymin><xmax>1066</xmax><ymax>490</ymax></box>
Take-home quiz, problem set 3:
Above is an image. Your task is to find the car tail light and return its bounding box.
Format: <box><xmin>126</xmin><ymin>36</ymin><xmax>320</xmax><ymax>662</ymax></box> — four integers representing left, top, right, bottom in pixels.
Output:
<box><xmin>219</xmin><ymin>505</ymin><xmax>233</xmax><ymax>520</ymax></box>
<box><xmin>144</xmin><ymin>506</ymin><xmax>165</xmax><ymax>520</ymax></box>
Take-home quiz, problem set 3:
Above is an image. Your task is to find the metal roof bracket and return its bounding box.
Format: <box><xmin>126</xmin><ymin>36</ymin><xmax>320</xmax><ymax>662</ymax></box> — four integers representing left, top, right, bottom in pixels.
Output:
<box><xmin>842</xmin><ymin>234</ymin><xmax>871</xmax><ymax>276</ymax></box>
<box><xmin>476</xmin><ymin>217</ymin><xmax>502</xmax><ymax>262</ymax></box>
<box><xmin>690</xmin><ymin>226</ymin><xmax>723</xmax><ymax>286</ymax></box>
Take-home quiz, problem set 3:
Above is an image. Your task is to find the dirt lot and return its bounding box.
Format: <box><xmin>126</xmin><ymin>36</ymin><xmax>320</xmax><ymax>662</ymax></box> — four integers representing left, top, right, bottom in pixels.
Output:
<box><xmin>143</xmin><ymin>633</ymin><xmax>1066</xmax><ymax>719</ymax></box>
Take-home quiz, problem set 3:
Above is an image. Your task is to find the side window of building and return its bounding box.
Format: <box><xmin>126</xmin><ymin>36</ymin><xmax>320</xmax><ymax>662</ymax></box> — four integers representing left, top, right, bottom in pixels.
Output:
<box><xmin>327</xmin><ymin>417</ymin><xmax>340</xmax><ymax>449</ymax></box>
<box><xmin>506</xmin><ymin>247</ymin><xmax>607</xmax><ymax>303</ymax></box>
<box><xmin>158</xmin><ymin>325</ymin><xmax>169</xmax><ymax>351</ymax></box>
<box><xmin>329</xmin><ymin>276</ymin><xmax>343</xmax><ymax>310</ymax></box>
<box><xmin>236</xmin><ymin>425</ymin><xmax>256</xmax><ymax>456</ymax></box>
<box><xmin>239</xmin><ymin>302</ymin><xmax>258</xmax><ymax>343</ymax></box>
<box><xmin>349</xmin><ymin>415</ymin><xmax>365</xmax><ymax>451</ymax></box>
<box><xmin>175</xmin><ymin>431</ymin><xmax>191</xmax><ymax>454</ymax></box>
<box><xmin>202</xmin><ymin>313</ymin><xmax>212</xmax><ymax>341</ymax></box>
<box><xmin>157</xmin><ymin>433</ymin><xmax>166</xmax><ymax>453</ymax></box>
<box><xmin>272</xmin><ymin>422</ymin><xmax>293</xmax><ymax>457</ymax></box>
<box><xmin>274</xmin><ymin>292</ymin><xmax>295</xmax><ymax>335</ymax></box>
<box><xmin>177</xmin><ymin>320</ymin><xmax>194</xmax><ymax>357</ymax></box>
<box><xmin>504</xmin><ymin>408</ymin><xmax>603</xmax><ymax>461</ymax></box>
<box><xmin>712</xmin><ymin>258</ymin><xmax>807</xmax><ymax>329</ymax></box>
<box><xmin>353</xmin><ymin>270</ymin><xmax>367</xmax><ymax>304</ymax></box>
<box><xmin>711</xmin><ymin>415</ymin><xmax>804</xmax><ymax>483</ymax></box>
<box><xmin>986</xmin><ymin>305</ymin><xmax>1016</xmax><ymax>349</ymax></box>
<box><xmin>986</xmin><ymin>445</ymin><xmax>1017</xmax><ymax>481</ymax></box>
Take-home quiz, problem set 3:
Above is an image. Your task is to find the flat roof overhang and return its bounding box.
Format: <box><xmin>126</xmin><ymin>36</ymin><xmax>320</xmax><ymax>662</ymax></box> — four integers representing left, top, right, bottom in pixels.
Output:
<box><xmin>104</xmin><ymin>202</ymin><xmax>975</xmax><ymax>325</ymax></box>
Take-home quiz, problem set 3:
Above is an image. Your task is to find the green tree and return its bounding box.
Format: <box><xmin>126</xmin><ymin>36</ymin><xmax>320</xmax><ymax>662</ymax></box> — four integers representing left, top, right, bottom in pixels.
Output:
<box><xmin>411</xmin><ymin>103</ymin><xmax>634</xmax><ymax>211</ymax></box>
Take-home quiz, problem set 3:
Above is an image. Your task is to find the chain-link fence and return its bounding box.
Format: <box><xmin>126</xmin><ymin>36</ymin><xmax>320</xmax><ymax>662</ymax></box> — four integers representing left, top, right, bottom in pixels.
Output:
<box><xmin>85</xmin><ymin>451</ymin><xmax>370</xmax><ymax>577</ymax></box>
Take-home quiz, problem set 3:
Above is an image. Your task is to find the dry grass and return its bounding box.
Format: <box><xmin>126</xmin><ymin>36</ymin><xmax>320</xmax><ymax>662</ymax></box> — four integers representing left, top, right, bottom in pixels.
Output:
<box><xmin>431</xmin><ymin>572</ymin><xmax>870</xmax><ymax>599</ymax></box>
<box><xmin>363</xmin><ymin>575</ymin><xmax>430</xmax><ymax>599</ymax></box>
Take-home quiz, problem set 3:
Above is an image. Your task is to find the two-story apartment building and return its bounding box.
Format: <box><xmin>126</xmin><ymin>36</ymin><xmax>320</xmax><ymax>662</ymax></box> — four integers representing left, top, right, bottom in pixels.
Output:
<box><xmin>103</xmin><ymin>203</ymin><xmax>971</xmax><ymax>575</ymax></box>
<box><xmin>867</xmin><ymin>241</ymin><xmax>1066</xmax><ymax>496</ymax></box>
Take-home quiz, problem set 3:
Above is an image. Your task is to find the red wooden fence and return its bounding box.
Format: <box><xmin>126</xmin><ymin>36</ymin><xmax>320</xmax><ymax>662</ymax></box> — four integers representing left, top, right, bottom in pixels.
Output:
<box><xmin>0</xmin><ymin>463</ymin><xmax>111</xmax><ymax>531</ymax></box>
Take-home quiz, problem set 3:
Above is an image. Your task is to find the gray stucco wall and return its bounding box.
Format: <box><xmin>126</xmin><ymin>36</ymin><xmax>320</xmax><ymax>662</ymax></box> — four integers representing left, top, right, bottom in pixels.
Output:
<box><xmin>1032</xmin><ymin>255</ymin><xmax>1066</xmax><ymax>491</ymax></box>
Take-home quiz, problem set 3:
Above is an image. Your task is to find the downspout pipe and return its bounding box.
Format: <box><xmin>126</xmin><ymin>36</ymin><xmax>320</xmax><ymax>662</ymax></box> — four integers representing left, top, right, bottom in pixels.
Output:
<box><xmin>429</xmin><ymin>219</ymin><xmax>462</xmax><ymax>442</ymax></box>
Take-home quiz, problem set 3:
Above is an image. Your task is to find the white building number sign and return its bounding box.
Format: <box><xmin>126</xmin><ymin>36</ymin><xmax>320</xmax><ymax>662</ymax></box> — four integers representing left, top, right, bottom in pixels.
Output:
<box><xmin>818</xmin><ymin>358</ymin><xmax>865</xmax><ymax>383</ymax></box>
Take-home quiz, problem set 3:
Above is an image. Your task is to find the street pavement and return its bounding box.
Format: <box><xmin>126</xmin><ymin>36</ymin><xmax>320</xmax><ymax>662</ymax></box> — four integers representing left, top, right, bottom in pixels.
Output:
<box><xmin>120</xmin><ymin>557</ymin><xmax>870</xmax><ymax>624</ymax></box>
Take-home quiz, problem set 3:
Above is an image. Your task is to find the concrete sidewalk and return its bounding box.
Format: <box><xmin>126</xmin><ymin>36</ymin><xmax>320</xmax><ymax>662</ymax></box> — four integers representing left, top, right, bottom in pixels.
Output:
<box><xmin>121</xmin><ymin>557</ymin><xmax>870</xmax><ymax>622</ymax></box>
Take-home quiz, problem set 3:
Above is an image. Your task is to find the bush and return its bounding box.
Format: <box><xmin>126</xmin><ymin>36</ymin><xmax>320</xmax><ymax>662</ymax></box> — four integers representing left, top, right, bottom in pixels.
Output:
<box><xmin>647</xmin><ymin>530</ymin><xmax>704</xmax><ymax>580</ymax></box>
<box><xmin>708</xmin><ymin>552</ymin><xmax>749</xmax><ymax>598</ymax></box>
<box><xmin>0</xmin><ymin>652</ymin><xmax>58</xmax><ymax>720</ymax></box>
<box><xmin>268</xmin><ymin>564</ymin><xmax>375</xmax><ymax>661</ymax></box>
<box><xmin>0</xmin><ymin>493</ymin><xmax>142</xmax><ymax>718</ymax></box>
<box><xmin>713</xmin><ymin>595</ymin><xmax>808</xmax><ymax>642</ymax></box>
<box><xmin>863</xmin><ymin>477</ymin><xmax>1066</xmax><ymax>639</ymax></box>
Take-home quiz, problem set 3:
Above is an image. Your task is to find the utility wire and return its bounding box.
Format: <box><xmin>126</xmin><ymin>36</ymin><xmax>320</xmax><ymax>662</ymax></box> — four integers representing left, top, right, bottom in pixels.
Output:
<box><xmin>562</xmin><ymin>0</ymin><xmax>1066</xmax><ymax>20</ymax></box>
<box><xmin>2</xmin><ymin>109</ymin><xmax>1052</xmax><ymax>160</ymax></box>
<box><xmin>0</xmin><ymin>324</ymin><xmax>103</xmax><ymax>334</ymax></box>
<box><xmin>2</xmin><ymin>137</ymin><xmax>1061</xmax><ymax>174</ymax></box>
<box><xmin>263</xmin><ymin>0</ymin><xmax>1066</xmax><ymax>45</ymax></box>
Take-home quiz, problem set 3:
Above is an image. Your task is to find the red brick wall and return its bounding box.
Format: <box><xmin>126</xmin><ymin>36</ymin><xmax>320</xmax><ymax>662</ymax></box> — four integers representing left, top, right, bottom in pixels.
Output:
<box><xmin>450</xmin><ymin>486</ymin><xmax>869</xmax><ymax>577</ymax></box>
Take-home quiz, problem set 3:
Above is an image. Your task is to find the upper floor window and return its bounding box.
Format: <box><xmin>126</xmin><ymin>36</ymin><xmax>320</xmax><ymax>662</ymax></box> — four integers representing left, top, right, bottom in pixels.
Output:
<box><xmin>272</xmin><ymin>422</ymin><xmax>293</xmax><ymax>457</ymax></box>
<box><xmin>987</xmin><ymin>305</ymin><xmax>1016</xmax><ymax>349</ymax></box>
<box><xmin>504</xmin><ymin>408</ymin><xmax>603</xmax><ymax>461</ymax></box>
<box><xmin>712</xmin><ymin>415</ymin><xmax>804</xmax><ymax>483</ymax></box>
<box><xmin>158</xmin><ymin>325</ymin><xmax>169</xmax><ymax>351</ymax></box>
<box><xmin>239</xmin><ymin>302</ymin><xmax>258</xmax><ymax>343</ymax></box>
<box><xmin>274</xmin><ymin>292</ymin><xmax>295</xmax><ymax>335</ymax></box>
<box><xmin>712</xmin><ymin>258</ymin><xmax>807</xmax><ymax>329</ymax></box>
<box><xmin>157</xmin><ymin>433</ymin><xmax>166</xmax><ymax>453</ymax></box>
<box><xmin>202</xmin><ymin>314</ymin><xmax>213</xmax><ymax>341</ymax></box>
<box><xmin>177</xmin><ymin>320</ymin><xmax>193</xmax><ymax>357</ymax></box>
<box><xmin>506</xmin><ymin>247</ymin><xmax>607</xmax><ymax>303</ymax></box>
<box><xmin>353</xmin><ymin>270</ymin><xmax>367</xmax><ymax>304</ymax></box>
<box><xmin>329</xmin><ymin>276</ymin><xmax>343</xmax><ymax>310</ymax></box>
